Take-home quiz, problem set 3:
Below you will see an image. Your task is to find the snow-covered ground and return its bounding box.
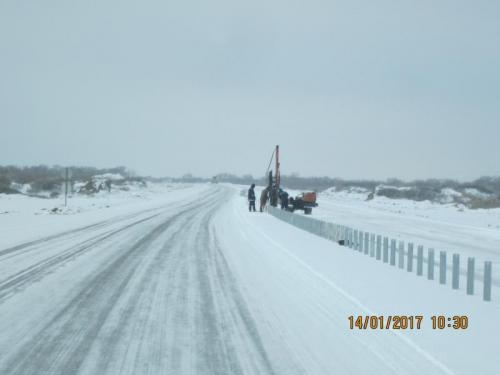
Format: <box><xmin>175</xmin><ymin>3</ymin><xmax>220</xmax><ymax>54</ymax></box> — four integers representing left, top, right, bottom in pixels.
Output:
<box><xmin>0</xmin><ymin>182</ymin><xmax>209</xmax><ymax>249</ymax></box>
<box><xmin>0</xmin><ymin>183</ymin><xmax>498</xmax><ymax>374</ymax></box>
<box><xmin>220</xmin><ymin>190</ymin><xmax>500</xmax><ymax>375</ymax></box>
<box><xmin>310</xmin><ymin>189</ymin><xmax>500</xmax><ymax>268</ymax></box>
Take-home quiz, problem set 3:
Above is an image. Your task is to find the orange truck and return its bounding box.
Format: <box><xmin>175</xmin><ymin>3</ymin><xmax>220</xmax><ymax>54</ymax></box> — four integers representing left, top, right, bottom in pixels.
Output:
<box><xmin>288</xmin><ymin>192</ymin><xmax>318</xmax><ymax>214</ymax></box>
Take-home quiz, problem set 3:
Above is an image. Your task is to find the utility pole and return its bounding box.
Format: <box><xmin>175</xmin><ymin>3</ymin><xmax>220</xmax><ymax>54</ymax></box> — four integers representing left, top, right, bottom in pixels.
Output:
<box><xmin>62</xmin><ymin>167</ymin><xmax>71</xmax><ymax>207</ymax></box>
<box><xmin>64</xmin><ymin>167</ymin><xmax>69</xmax><ymax>207</ymax></box>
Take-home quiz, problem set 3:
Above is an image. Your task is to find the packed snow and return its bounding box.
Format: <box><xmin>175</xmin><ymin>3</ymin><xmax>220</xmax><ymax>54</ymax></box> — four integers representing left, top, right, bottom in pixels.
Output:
<box><xmin>0</xmin><ymin>183</ymin><xmax>498</xmax><ymax>374</ymax></box>
<box><xmin>0</xmin><ymin>182</ymin><xmax>208</xmax><ymax>249</ymax></box>
<box><xmin>313</xmin><ymin>187</ymin><xmax>500</xmax><ymax>268</ymax></box>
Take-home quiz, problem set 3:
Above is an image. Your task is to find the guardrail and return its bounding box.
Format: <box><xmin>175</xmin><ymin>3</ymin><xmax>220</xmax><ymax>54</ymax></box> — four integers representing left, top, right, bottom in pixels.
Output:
<box><xmin>268</xmin><ymin>206</ymin><xmax>494</xmax><ymax>302</ymax></box>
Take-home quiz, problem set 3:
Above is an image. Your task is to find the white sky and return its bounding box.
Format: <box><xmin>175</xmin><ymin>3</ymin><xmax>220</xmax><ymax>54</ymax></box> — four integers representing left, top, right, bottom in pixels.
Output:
<box><xmin>1</xmin><ymin>0</ymin><xmax>499</xmax><ymax>180</ymax></box>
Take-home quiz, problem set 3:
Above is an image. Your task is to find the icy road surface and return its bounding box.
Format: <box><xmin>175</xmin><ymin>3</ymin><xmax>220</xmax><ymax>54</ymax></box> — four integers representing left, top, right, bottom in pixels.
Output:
<box><xmin>0</xmin><ymin>185</ymin><xmax>498</xmax><ymax>374</ymax></box>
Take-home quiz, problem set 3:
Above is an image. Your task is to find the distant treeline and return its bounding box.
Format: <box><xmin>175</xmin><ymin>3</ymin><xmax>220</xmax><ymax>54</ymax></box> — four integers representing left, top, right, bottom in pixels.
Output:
<box><xmin>203</xmin><ymin>174</ymin><xmax>500</xmax><ymax>208</ymax></box>
<box><xmin>2</xmin><ymin>166</ymin><xmax>500</xmax><ymax>199</ymax></box>
<box><xmin>206</xmin><ymin>174</ymin><xmax>500</xmax><ymax>196</ymax></box>
<box><xmin>0</xmin><ymin>165</ymin><xmax>133</xmax><ymax>194</ymax></box>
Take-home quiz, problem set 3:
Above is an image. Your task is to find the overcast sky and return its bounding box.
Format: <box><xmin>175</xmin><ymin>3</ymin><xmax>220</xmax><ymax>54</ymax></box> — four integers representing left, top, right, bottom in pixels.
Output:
<box><xmin>1</xmin><ymin>0</ymin><xmax>499</xmax><ymax>180</ymax></box>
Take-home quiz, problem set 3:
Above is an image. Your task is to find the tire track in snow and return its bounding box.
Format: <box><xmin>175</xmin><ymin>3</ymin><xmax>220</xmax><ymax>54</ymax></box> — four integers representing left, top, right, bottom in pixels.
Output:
<box><xmin>189</xmin><ymin>203</ymin><xmax>279</xmax><ymax>375</ymax></box>
<box><xmin>0</xmin><ymin>206</ymin><xmax>163</xmax><ymax>258</ymax></box>
<box><xmin>0</xmin><ymin>191</ymin><xmax>222</xmax><ymax>303</ymax></box>
<box><xmin>0</xmin><ymin>186</ymin><xmax>221</xmax><ymax>259</ymax></box>
<box><xmin>0</xmin><ymin>212</ymin><xmax>162</xmax><ymax>303</ymax></box>
<box><xmin>0</xmin><ymin>186</ymin><xmax>286</xmax><ymax>375</ymax></box>
<box><xmin>2</xmin><ymin>202</ymin><xmax>203</xmax><ymax>375</ymax></box>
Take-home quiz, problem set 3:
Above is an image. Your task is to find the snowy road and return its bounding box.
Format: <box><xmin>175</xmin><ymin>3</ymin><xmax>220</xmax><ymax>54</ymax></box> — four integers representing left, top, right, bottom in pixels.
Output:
<box><xmin>0</xmin><ymin>187</ymin><xmax>277</xmax><ymax>374</ymax></box>
<box><xmin>0</xmin><ymin>185</ymin><xmax>497</xmax><ymax>374</ymax></box>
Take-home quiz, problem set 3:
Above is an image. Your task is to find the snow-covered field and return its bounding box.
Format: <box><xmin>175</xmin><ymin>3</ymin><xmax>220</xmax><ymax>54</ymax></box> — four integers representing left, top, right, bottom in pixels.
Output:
<box><xmin>0</xmin><ymin>183</ymin><xmax>498</xmax><ymax>374</ymax></box>
<box><xmin>311</xmin><ymin>189</ymin><xmax>500</xmax><ymax>268</ymax></box>
<box><xmin>0</xmin><ymin>182</ymin><xmax>206</xmax><ymax>249</ymax></box>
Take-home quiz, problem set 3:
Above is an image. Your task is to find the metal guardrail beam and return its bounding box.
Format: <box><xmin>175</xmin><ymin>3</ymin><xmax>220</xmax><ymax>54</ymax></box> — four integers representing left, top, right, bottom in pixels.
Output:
<box><xmin>267</xmin><ymin>206</ymin><xmax>494</xmax><ymax>302</ymax></box>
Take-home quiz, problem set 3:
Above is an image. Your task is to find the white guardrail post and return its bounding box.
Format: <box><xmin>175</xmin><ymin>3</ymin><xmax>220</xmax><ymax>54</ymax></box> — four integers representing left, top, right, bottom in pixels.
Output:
<box><xmin>398</xmin><ymin>241</ymin><xmax>405</xmax><ymax>269</ymax></box>
<box><xmin>407</xmin><ymin>243</ymin><xmax>414</xmax><ymax>272</ymax></box>
<box><xmin>484</xmin><ymin>261</ymin><xmax>492</xmax><ymax>301</ymax></box>
<box><xmin>452</xmin><ymin>253</ymin><xmax>460</xmax><ymax>290</ymax></box>
<box><xmin>467</xmin><ymin>257</ymin><xmax>475</xmax><ymax>295</ymax></box>
<box><xmin>370</xmin><ymin>234</ymin><xmax>375</xmax><ymax>257</ymax></box>
<box><xmin>439</xmin><ymin>251</ymin><xmax>447</xmax><ymax>285</ymax></box>
<box><xmin>417</xmin><ymin>245</ymin><xmax>424</xmax><ymax>276</ymax></box>
<box><xmin>383</xmin><ymin>237</ymin><xmax>389</xmax><ymax>263</ymax></box>
<box><xmin>364</xmin><ymin>232</ymin><xmax>369</xmax><ymax>255</ymax></box>
<box><xmin>428</xmin><ymin>249</ymin><xmax>435</xmax><ymax>280</ymax></box>
<box><xmin>376</xmin><ymin>235</ymin><xmax>382</xmax><ymax>260</ymax></box>
<box><xmin>390</xmin><ymin>239</ymin><xmax>396</xmax><ymax>266</ymax></box>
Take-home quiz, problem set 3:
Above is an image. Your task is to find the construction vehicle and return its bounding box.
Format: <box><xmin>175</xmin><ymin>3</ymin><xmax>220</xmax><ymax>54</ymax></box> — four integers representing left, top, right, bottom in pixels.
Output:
<box><xmin>265</xmin><ymin>145</ymin><xmax>318</xmax><ymax>214</ymax></box>
<box><xmin>287</xmin><ymin>192</ymin><xmax>318</xmax><ymax>215</ymax></box>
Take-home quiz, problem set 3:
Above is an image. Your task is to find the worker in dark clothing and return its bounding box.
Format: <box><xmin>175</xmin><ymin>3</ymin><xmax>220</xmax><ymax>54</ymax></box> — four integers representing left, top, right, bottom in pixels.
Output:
<box><xmin>248</xmin><ymin>184</ymin><xmax>256</xmax><ymax>212</ymax></box>
<box><xmin>279</xmin><ymin>189</ymin><xmax>289</xmax><ymax>209</ymax></box>
<box><xmin>269</xmin><ymin>184</ymin><xmax>278</xmax><ymax>207</ymax></box>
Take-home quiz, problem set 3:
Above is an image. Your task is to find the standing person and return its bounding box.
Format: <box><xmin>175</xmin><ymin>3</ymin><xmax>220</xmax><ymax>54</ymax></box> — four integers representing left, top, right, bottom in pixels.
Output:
<box><xmin>248</xmin><ymin>184</ymin><xmax>256</xmax><ymax>212</ymax></box>
<box><xmin>280</xmin><ymin>189</ymin><xmax>289</xmax><ymax>209</ymax></box>
<box><xmin>260</xmin><ymin>186</ymin><xmax>270</xmax><ymax>212</ymax></box>
<box><xmin>269</xmin><ymin>184</ymin><xmax>278</xmax><ymax>207</ymax></box>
